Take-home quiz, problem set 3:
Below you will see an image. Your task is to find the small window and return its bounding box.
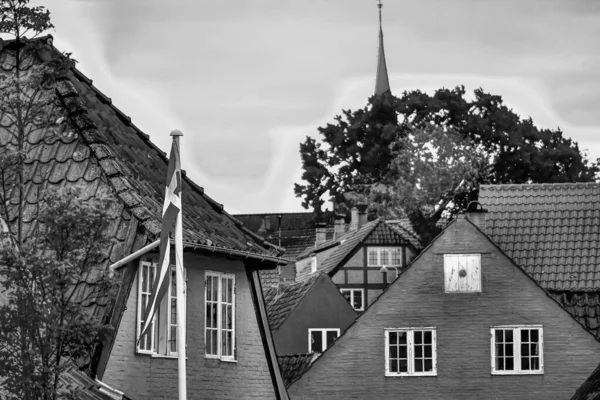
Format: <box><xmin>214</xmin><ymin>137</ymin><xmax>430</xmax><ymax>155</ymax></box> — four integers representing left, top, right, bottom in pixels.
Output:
<box><xmin>385</xmin><ymin>328</ymin><xmax>437</xmax><ymax>376</ymax></box>
<box><xmin>308</xmin><ymin>328</ymin><xmax>339</xmax><ymax>353</ymax></box>
<box><xmin>367</xmin><ymin>247</ymin><xmax>402</xmax><ymax>267</ymax></box>
<box><xmin>444</xmin><ymin>254</ymin><xmax>481</xmax><ymax>293</ymax></box>
<box><xmin>205</xmin><ymin>271</ymin><xmax>236</xmax><ymax>361</ymax></box>
<box><xmin>310</xmin><ymin>256</ymin><xmax>317</xmax><ymax>273</ymax></box>
<box><xmin>137</xmin><ymin>261</ymin><xmax>156</xmax><ymax>354</ymax></box>
<box><xmin>491</xmin><ymin>326</ymin><xmax>543</xmax><ymax>375</ymax></box>
<box><xmin>340</xmin><ymin>289</ymin><xmax>364</xmax><ymax>311</ymax></box>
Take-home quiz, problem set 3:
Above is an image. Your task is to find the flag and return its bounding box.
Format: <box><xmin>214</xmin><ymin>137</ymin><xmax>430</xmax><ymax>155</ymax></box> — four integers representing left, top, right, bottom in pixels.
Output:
<box><xmin>139</xmin><ymin>137</ymin><xmax>182</xmax><ymax>339</ymax></box>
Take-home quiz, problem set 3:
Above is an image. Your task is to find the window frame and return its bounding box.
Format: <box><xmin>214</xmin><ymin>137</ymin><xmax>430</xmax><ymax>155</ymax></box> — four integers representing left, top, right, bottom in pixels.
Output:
<box><xmin>384</xmin><ymin>327</ymin><xmax>437</xmax><ymax>377</ymax></box>
<box><xmin>310</xmin><ymin>256</ymin><xmax>317</xmax><ymax>273</ymax></box>
<box><xmin>308</xmin><ymin>328</ymin><xmax>340</xmax><ymax>353</ymax></box>
<box><xmin>367</xmin><ymin>246</ymin><xmax>403</xmax><ymax>267</ymax></box>
<box><xmin>136</xmin><ymin>261</ymin><xmax>157</xmax><ymax>354</ymax></box>
<box><xmin>204</xmin><ymin>271</ymin><xmax>236</xmax><ymax>362</ymax></box>
<box><xmin>340</xmin><ymin>288</ymin><xmax>365</xmax><ymax>311</ymax></box>
<box><xmin>490</xmin><ymin>325</ymin><xmax>544</xmax><ymax>375</ymax></box>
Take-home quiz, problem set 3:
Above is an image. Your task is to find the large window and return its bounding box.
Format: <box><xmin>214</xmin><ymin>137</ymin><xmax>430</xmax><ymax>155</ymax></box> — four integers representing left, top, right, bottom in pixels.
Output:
<box><xmin>340</xmin><ymin>288</ymin><xmax>364</xmax><ymax>311</ymax></box>
<box><xmin>205</xmin><ymin>271</ymin><xmax>236</xmax><ymax>361</ymax></box>
<box><xmin>137</xmin><ymin>262</ymin><xmax>184</xmax><ymax>356</ymax></box>
<box><xmin>308</xmin><ymin>328</ymin><xmax>339</xmax><ymax>353</ymax></box>
<box><xmin>367</xmin><ymin>247</ymin><xmax>402</xmax><ymax>267</ymax></box>
<box><xmin>491</xmin><ymin>326</ymin><xmax>543</xmax><ymax>375</ymax></box>
<box><xmin>385</xmin><ymin>328</ymin><xmax>437</xmax><ymax>376</ymax></box>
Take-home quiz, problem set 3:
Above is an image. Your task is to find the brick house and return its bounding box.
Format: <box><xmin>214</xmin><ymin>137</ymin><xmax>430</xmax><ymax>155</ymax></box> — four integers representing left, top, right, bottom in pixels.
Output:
<box><xmin>295</xmin><ymin>212</ymin><xmax>421</xmax><ymax>311</ymax></box>
<box><xmin>0</xmin><ymin>36</ymin><xmax>288</xmax><ymax>400</ymax></box>
<box><xmin>263</xmin><ymin>273</ymin><xmax>357</xmax><ymax>355</ymax></box>
<box><xmin>287</xmin><ymin>213</ymin><xmax>600</xmax><ymax>399</ymax></box>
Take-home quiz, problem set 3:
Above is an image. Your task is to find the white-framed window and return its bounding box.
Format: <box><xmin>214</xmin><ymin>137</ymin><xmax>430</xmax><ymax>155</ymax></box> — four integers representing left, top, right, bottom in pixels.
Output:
<box><xmin>308</xmin><ymin>328</ymin><xmax>340</xmax><ymax>353</ymax></box>
<box><xmin>137</xmin><ymin>262</ymin><xmax>185</xmax><ymax>356</ymax></box>
<box><xmin>137</xmin><ymin>261</ymin><xmax>156</xmax><ymax>354</ymax></box>
<box><xmin>310</xmin><ymin>256</ymin><xmax>317</xmax><ymax>273</ymax></box>
<box><xmin>340</xmin><ymin>288</ymin><xmax>364</xmax><ymax>311</ymax></box>
<box><xmin>491</xmin><ymin>325</ymin><xmax>543</xmax><ymax>375</ymax></box>
<box><xmin>444</xmin><ymin>254</ymin><xmax>481</xmax><ymax>293</ymax></box>
<box><xmin>367</xmin><ymin>247</ymin><xmax>402</xmax><ymax>267</ymax></box>
<box><xmin>205</xmin><ymin>271</ymin><xmax>236</xmax><ymax>361</ymax></box>
<box><xmin>385</xmin><ymin>328</ymin><xmax>437</xmax><ymax>376</ymax></box>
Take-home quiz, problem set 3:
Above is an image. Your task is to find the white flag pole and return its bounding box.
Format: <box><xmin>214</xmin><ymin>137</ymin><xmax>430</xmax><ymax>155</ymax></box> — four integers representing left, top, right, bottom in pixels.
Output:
<box><xmin>171</xmin><ymin>130</ymin><xmax>187</xmax><ymax>400</ymax></box>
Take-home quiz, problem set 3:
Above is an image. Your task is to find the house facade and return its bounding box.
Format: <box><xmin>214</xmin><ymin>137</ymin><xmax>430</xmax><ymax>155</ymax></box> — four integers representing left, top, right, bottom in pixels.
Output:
<box><xmin>0</xmin><ymin>36</ymin><xmax>288</xmax><ymax>400</ymax></box>
<box><xmin>264</xmin><ymin>274</ymin><xmax>357</xmax><ymax>355</ymax></box>
<box><xmin>296</xmin><ymin>216</ymin><xmax>421</xmax><ymax>311</ymax></box>
<box><xmin>288</xmin><ymin>214</ymin><xmax>600</xmax><ymax>399</ymax></box>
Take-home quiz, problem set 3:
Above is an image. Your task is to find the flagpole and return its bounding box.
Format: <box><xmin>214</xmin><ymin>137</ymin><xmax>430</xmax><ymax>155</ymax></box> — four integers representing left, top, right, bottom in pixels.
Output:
<box><xmin>171</xmin><ymin>129</ymin><xmax>187</xmax><ymax>400</ymax></box>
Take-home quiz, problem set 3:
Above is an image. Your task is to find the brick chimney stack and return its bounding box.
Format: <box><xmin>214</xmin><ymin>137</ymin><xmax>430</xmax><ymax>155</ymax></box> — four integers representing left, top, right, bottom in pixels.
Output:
<box><xmin>357</xmin><ymin>203</ymin><xmax>368</xmax><ymax>229</ymax></box>
<box><xmin>349</xmin><ymin>207</ymin><xmax>359</xmax><ymax>231</ymax></box>
<box><xmin>465</xmin><ymin>201</ymin><xmax>487</xmax><ymax>232</ymax></box>
<box><xmin>334</xmin><ymin>213</ymin><xmax>346</xmax><ymax>239</ymax></box>
<box><xmin>315</xmin><ymin>222</ymin><xmax>328</xmax><ymax>247</ymax></box>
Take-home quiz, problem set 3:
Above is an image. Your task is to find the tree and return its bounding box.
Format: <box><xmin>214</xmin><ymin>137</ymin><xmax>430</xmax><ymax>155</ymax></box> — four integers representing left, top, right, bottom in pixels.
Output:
<box><xmin>0</xmin><ymin>188</ymin><xmax>117</xmax><ymax>400</ymax></box>
<box><xmin>295</xmin><ymin>88</ymin><xmax>599</xmax><ymax>243</ymax></box>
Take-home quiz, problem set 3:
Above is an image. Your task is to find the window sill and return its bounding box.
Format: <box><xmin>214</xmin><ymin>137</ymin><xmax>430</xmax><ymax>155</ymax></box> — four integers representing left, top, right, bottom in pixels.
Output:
<box><xmin>491</xmin><ymin>370</ymin><xmax>543</xmax><ymax>376</ymax></box>
<box><xmin>205</xmin><ymin>356</ymin><xmax>237</xmax><ymax>363</ymax></box>
<box><xmin>151</xmin><ymin>354</ymin><xmax>188</xmax><ymax>360</ymax></box>
<box><xmin>385</xmin><ymin>372</ymin><xmax>437</xmax><ymax>377</ymax></box>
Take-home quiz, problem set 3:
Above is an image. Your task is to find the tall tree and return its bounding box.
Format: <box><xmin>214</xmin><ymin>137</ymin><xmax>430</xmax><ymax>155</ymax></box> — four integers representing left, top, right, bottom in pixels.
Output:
<box><xmin>295</xmin><ymin>87</ymin><xmax>599</xmax><ymax>242</ymax></box>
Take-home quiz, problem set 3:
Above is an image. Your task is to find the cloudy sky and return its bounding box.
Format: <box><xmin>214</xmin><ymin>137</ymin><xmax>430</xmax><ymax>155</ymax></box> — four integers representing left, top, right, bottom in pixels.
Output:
<box><xmin>26</xmin><ymin>0</ymin><xmax>600</xmax><ymax>214</ymax></box>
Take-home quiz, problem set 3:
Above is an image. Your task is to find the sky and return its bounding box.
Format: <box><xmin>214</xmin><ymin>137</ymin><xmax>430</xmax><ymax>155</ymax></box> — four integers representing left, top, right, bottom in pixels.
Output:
<box><xmin>22</xmin><ymin>0</ymin><xmax>600</xmax><ymax>214</ymax></box>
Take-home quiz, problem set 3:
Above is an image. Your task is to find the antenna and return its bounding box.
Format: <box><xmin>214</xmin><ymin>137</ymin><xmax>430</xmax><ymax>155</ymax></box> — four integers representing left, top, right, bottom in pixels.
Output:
<box><xmin>377</xmin><ymin>0</ymin><xmax>383</xmax><ymax>27</ymax></box>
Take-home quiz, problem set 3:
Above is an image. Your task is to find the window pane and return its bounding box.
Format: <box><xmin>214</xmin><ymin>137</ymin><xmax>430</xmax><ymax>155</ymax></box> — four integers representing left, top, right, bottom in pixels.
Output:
<box><xmin>531</xmin><ymin>329</ymin><xmax>539</xmax><ymax>342</ymax></box>
<box><xmin>206</xmin><ymin>329</ymin><xmax>213</xmax><ymax>355</ymax></box>
<box><xmin>211</xmin><ymin>330</ymin><xmax>218</xmax><ymax>355</ymax></box>
<box><xmin>389</xmin><ymin>331</ymin><xmax>397</xmax><ymax>345</ymax></box>
<box><xmin>531</xmin><ymin>357</ymin><xmax>540</xmax><ymax>370</ymax></box>
<box><xmin>311</xmin><ymin>331</ymin><xmax>323</xmax><ymax>352</ymax></box>
<box><xmin>424</xmin><ymin>359</ymin><xmax>433</xmax><ymax>372</ymax></box>
<box><xmin>506</xmin><ymin>357</ymin><xmax>514</xmax><ymax>370</ymax></box>
<box><xmin>496</xmin><ymin>357</ymin><xmax>504</xmax><ymax>370</ymax></box>
<box><xmin>415</xmin><ymin>358</ymin><xmax>424</xmax><ymax>372</ymax></box>
<box><xmin>399</xmin><ymin>345</ymin><xmax>407</xmax><ymax>359</ymax></box>
<box><xmin>424</xmin><ymin>331</ymin><xmax>432</xmax><ymax>344</ymax></box>
<box><xmin>170</xmin><ymin>326</ymin><xmax>177</xmax><ymax>353</ymax></box>
<box><xmin>206</xmin><ymin>276</ymin><xmax>212</xmax><ymax>300</ymax></box>
<box><xmin>521</xmin><ymin>343</ymin><xmax>529</xmax><ymax>357</ymax></box>
<box><xmin>414</xmin><ymin>331</ymin><xmax>422</xmax><ymax>344</ymax></box>
<box><xmin>399</xmin><ymin>359</ymin><xmax>408</xmax><ymax>373</ymax></box>
<box><xmin>326</xmin><ymin>330</ymin><xmax>338</xmax><ymax>347</ymax></box>
<box><xmin>342</xmin><ymin>290</ymin><xmax>351</xmax><ymax>303</ymax></box>
<box><xmin>353</xmin><ymin>290</ymin><xmax>363</xmax><ymax>310</ymax></box>
<box><xmin>506</xmin><ymin>330</ymin><xmax>513</xmax><ymax>342</ymax></box>
<box><xmin>521</xmin><ymin>357</ymin><xmax>530</xmax><ymax>370</ymax></box>
<box><xmin>521</xmin><ymin>329</ymin><xmax>529</xmax><ymax>342</ymax></box>
<box><xmin>398</xmin><ymin>332</ymin><xmax>407</xmax><ymax>345</ymax></box>
<box><xmin>424</xmin><ymin>345</ymin><xmax>432</xmax><ymax>358</ymax></box>
<box><xmin>415</xmin><ymin>345</ymin><xmax>423</xmax><ymax>358</ymax></box>
<box><xmin>368</xmin><ymin>249</ymin><xmax>378</xmax><ymax>265</ymax></box>
<box><xmin>390</xmin><ymin>359</ymin><xmax>398</xmax><ymax>373</ymax></box>
<box><xmin>380</xmin><ymin>250</ymin><xmax>390</xmax><ymax>265</ymax></box>
<box><xmin>495</xmin><ymin>329</ymin><xmax>504</xmax><ymax>342</ymax></box>
<box><xmin>390</xmin><ymin>345</ymin><xmax>398</xmax><ymax>358</ymax></box>
<box><xmin>390</xmin><ymin>248</ymin><xmax>402</xmax><ymax>265</ymax></box>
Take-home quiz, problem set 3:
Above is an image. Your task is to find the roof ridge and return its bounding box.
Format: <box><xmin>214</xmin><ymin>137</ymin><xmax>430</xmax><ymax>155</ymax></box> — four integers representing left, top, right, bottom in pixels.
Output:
<box><xmin>481</xmin><ymin>182</ymin><xmax>600</xmax><ymax>191</ymax></box>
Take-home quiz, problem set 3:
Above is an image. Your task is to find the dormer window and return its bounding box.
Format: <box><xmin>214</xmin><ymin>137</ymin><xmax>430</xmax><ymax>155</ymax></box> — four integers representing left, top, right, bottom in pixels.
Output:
<box><xmin>444</xmin><ymin>254</ymin><xmax>481</xmax><ymax>293</ymax></box>
<box><xmin>367</xmin><ymin>247</ymin><xmax>402</xmax><ymax>267</ymax></box>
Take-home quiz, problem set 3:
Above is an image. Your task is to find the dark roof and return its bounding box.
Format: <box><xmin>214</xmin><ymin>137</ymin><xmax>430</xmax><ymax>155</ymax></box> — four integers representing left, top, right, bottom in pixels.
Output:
<box><xmin>479</xmin><ymin>183</ymin><xmax>600</xmax><ymax>292</ymax></box>
<box><xmin>571</xmin><ymin>362</ymin><xmax>600</xmax><ymax>400</ymax></box>
<box><xmin>278</xmin><ymin>353</ymin><xmax>316</xmax><ymax>388</ymax></box>
<box><xmin>0</xmin><ymin>37</ymin><xmax>281</xmax><ymax>316</ymax></box>
<box><xmin>551</xmin><ymin>292</ymin><xmax>600</xmax><ymax>340</ymax></box>
<box><xmin>235</xmin><ymin>212</ymin><xmax>333</xmax><ymax>260</ymax></box>
<box><xmin>263</xmin><ymin>274</ymin><xmax>320</xmax><ymax>331</ymax></box>
<box><xmin>59</xmin><ymin>368</ymin><xmax>130</xmax><ymax>400</ymax></box>
<box><xmin>385</xmin><ymin>219</ymin><xmax>422</xmax><ymax>249</ymax></box>
<box><xmin>259</xmin><ymin>268</ymin><xmax>281</xmax><ymax>288</ymax></box>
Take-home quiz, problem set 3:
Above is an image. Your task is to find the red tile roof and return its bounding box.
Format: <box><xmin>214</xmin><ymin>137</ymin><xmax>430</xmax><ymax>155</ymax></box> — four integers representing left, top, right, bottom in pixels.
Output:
<box><xmin>479</xmin><ymin>183</ymin><xmax>600</xmax><ymax>291</ymax></box>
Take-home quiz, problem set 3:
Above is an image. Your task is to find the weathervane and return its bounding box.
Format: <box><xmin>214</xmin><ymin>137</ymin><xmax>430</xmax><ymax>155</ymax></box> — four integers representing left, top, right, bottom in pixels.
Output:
<box><xmin>377</xmin><ymin>0</ymin><xmax>383</xmax><ymax>26</ymax></box>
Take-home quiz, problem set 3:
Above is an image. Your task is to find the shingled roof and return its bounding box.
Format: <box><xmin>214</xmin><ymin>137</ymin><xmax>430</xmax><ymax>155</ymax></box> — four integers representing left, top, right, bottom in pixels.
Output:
<box><xmin>263</xmin><ymin>274</ymin><xmax>321</xmax><ymax>332</ymax></box>
<box><xmin>571</xmin><ymin>362</ymin><xmax>600</xmax><ymax>400</ymax></box>
<box><xmin>277</xmin><ymin>353</ymin><xmax>316</xmax><ymax>388</ymax></box>
<box><xmin>478</xmin><ymin>183</ymin><xmax>600</xmax><ymax>338</ymax></box>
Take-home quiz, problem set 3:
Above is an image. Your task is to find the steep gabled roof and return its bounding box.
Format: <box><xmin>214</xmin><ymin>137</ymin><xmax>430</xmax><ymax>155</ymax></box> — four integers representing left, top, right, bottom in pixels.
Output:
<box><xmin>263</xmin><ymin>273</ymin><xmax>321</xmax><ymax>332</ymax></box>
<box><xmin>278</xmin><ymin>353</ymin><xmax>316</xmax><ymax>388</ymax></box>
<box><xmin>479</xmin><ymin>183</ymin><xmax>600</xmax><ymax>291</ymax></box>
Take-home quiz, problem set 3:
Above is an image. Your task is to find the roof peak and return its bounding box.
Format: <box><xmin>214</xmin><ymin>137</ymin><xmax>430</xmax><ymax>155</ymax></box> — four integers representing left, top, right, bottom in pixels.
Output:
<box><xmin>374</xmin><ymin>0</ymin><xmax>391</xmax><ymax>96</ymax></box>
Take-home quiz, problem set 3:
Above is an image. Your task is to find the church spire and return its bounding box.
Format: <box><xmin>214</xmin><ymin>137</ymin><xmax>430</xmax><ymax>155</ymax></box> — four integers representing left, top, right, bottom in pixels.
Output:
<box><xmin>374</xmin><ymin>0</ymin><xmax>391</xmax><ymax>95</ymax></box>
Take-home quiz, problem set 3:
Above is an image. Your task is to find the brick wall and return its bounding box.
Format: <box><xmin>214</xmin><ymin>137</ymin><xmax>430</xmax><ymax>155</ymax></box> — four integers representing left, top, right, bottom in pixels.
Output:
<box><xmin>288</xmin><ymin>215</ymin><xmax>600</xmax><ymax>399</ymax></box>
<box><xmin>102</xmin><ymin>253</ymin><xmax>277</xmax><ymax>400</ymax></box>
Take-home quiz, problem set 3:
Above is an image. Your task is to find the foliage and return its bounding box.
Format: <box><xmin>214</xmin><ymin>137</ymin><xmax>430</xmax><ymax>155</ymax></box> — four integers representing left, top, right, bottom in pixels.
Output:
<box><xmin>295</xmin><ymin>87</ymin><xmax>599</xmax><ymax>243</ymax></box>
<box><xmin>0</xmin><ymin>0</ymin><xmax>54</xmax><ymax>39</ymax></box>
<box><xmin>0</xmin><ymin>188</ymin><xmax>117</xmax><ymax>400</ymax></box>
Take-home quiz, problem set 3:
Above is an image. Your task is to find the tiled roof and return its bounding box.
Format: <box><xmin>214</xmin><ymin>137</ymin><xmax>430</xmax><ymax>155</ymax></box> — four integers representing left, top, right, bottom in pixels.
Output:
<box><xmin>235</xmin><ymin>212</ymin><xmax>334</xmax><ymax>260</ymax></box>
<box><xmin>479</xmin><ymin>183</ymin><xmax>600</xmax><ymax>292</ymax></box>
<box><xmin>551</xmin><ymin>292</ymin><xmax>600</xmax><ymax>340</ymax></box>
<box><xmin>263</xmin><ymin>274</ymin><xmax>320</xmax><ymax>332</ymax></box>
<box><xmin>259</xmin><ymin>268</ymin><xmax>281</xmax><ymax>288</ymax></box>
<box><xmin>0</xmin><ymin>37</ymin><xmax>280</xmax><ymax>317</ymax></box>
<box><xmin>278</xmin><ymin>353</ymin><xmax>316</xmax><ymax>388</ymax></box>
<box><xmin>385</xmin><ymin>219</ymin><xmax>422</xmax><ymax>249</ymax></box>
<box><xmin>59</xmin><ymin>368</ymin><xmax>130</xmax><ymax>400</ymax></box>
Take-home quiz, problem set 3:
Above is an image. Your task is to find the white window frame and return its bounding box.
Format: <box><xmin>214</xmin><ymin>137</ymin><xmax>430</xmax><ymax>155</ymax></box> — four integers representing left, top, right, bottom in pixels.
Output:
<box><xmin>310</xmin><ymin>256</ymin><xmax>317</xmax><ymax>273</ymax></box>
<box><xmin>367</xmin><ymin>246</ymin><xmax>402</xmax><ymax>267</ymax></box>
<box><xmin>340</xmin><ymin>288</ymin><xmax>364</xmax><ymax>311</ymax></box>
<box><xmin>308</xmin><ymin>328</ymin><xmax>340</xmax><ymax>353</ymax></box>
<box><xmin>444</xmin><ymin>253</ymin><xmax>481</xmax><ymax>293</ymax></box>
<box><xmin>136</xmin><ymin>261</ymin><xmax>156</xmax><ymax>354</ymax></box>
<box><xmin>384</xmin><ymin>328</ymin><xmax>437</xmax><ymax>377</ymax></box>
<box><xmin>166</xmin><ymin>265</ymin><xmax>187</xmax><ymax>357</ymax></box>
<box><xmin>205</xmin><ymin>271</ymin><xmax>236</xmax><ymax>362</ymax></box>
<box><xmin>490</xmin><ymin>325</ymin><xmax>544</xmax><ymax>375</ymax></box>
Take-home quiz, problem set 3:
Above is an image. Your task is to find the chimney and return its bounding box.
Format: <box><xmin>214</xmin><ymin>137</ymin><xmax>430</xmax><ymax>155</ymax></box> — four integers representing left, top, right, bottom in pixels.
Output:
<box><xmin>465</xmin><ymin>201</ymin><xmax>487</xmax><ymax>232</ymax></box>
<box><xmin>357</xmin><ymin>203</ymin><xmax>368</xmax><ymax>229</ymax></box>
<box><xmin>349</xmin><ymin>207</ymin><xmax>359</xmax><ymax>231</ymax></box>
<box><xmin>315</xmin><ymin>222</ymin><xmax>327</xmax><ymax>247</ymax></box>
<box><xmin>334</xmin><ymin>213</ymin><xmax>345</xmax><ymax>239</ymax></box>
